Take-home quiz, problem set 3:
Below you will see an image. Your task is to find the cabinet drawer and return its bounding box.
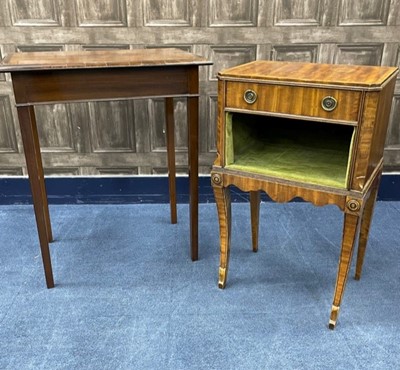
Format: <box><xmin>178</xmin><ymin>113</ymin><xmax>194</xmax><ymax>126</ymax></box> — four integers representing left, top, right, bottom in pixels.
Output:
<box><xmin>225</xmin><ymin>82</ymin><xmax>362</xmax><ymax>123</ymax></box>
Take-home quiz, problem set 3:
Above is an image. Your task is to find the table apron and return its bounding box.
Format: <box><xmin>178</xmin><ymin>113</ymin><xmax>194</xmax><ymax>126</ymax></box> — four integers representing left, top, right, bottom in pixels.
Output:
<box><xmin>11</xmin><ymin>65</ymin><xmax>198</xmax><ymax>105</ymax></box>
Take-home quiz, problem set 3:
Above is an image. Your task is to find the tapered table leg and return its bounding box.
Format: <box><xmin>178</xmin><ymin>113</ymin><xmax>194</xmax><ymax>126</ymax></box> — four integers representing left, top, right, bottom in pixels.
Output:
<box><xmin>250</xmin><ymin>191</ymin><xmax>261</xmax><ymax>252</ymax></box>
<box><xmin>187</xmin><ymin>96</ymin><xmax>199</xmax><ymax>261</ymax></box>
<box><xmin>355</xmin><ymin>177</ymin><xmax>380</xmax><ymax>280</ymax></box>
<box><xmin>329</xmin><ymin>212</ymin><xmax>360</xmax><ymax>329</ymax></box>
<box><xmin>165</xmin><ymin>97</ymin><xmax>177</xmax><ymax>224</ymax></box>
<box><xmin>17</xmin><ymin>105</ymin><xmax>54</xmax><ymax>288</ymax></box>
<box><xmin>213</xmin><ymin>181</ymin><xmax>232</xmax><ymax>289</ymax></box>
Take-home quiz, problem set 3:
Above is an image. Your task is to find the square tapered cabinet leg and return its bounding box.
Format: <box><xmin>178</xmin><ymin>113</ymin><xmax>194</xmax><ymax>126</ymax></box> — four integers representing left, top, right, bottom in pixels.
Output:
<box><xmin>355</xmin><ymin>176</ymin><xmax>380</xmax><ymax>281</ymax></box>
<box><xmin>329</xmin><ymin>212</ymin><xmax>360</xmax><ymax>329</ymax></box>
<box><xmin>250</xmin><ymin>191</ymin><xmax>261</xmax><ymax>253</ymax></box>
<box><xmin>212</xmin><ymin>61</ymin><xmax>398</xmax><ymax>328</ymax></box>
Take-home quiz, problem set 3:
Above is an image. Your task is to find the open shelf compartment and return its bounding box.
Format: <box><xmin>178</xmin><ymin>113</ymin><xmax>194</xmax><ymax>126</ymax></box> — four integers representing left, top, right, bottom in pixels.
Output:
<box><xmin>224</xmin><ymin>112</ymin><xmax>355</xmax><ymax>189</ymax></box>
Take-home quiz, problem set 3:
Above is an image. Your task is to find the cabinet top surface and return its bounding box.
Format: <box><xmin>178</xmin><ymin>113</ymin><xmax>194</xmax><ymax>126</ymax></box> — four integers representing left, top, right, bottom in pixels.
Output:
<box><xmin>219</xmin><ymin>61</ymin><xmax>398</xmax><ymax>88</ymax></box>
<box><xmin>0</xmin><ymin>48</ymin><xmax>211</xmax><ymax>72</ymax></box>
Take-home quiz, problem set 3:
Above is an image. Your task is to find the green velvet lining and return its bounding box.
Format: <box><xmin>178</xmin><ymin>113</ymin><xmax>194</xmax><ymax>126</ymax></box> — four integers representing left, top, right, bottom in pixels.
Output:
<box><xmin>225</xmin><ymin>112</ymin><xmax>354</xmax><ymax>189</ymax></box>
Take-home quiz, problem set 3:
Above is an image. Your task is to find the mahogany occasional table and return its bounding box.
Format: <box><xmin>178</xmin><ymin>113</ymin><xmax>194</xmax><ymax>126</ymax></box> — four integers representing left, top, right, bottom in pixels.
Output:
<box><xmin>211</xmin><ymin>61</ymin><xmax>398</xmax><ymax>328</ymax></box>
<box><xmin>0</xmin><ymin>48</ymin><xmax>211</xmax><ymax>288</ymax></box>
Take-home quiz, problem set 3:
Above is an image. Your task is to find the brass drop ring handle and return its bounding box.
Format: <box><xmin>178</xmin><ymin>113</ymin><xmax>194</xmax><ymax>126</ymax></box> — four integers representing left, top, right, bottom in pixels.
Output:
<box><xmin>321</xmin><ymin>96</ymin><xmax>337</xmax><ymax>112</ymax></box>
<box><xmin>243</xmin><ymin>89</ymin><xmax>258</xmax><ymax>104</ymax></box>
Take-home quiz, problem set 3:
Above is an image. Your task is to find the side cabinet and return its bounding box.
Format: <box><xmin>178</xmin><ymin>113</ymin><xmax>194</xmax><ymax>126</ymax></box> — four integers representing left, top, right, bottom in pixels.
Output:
<box><xmin>211</xmin><ymin>61</ymin><xmax>398</xmax><ymax>329</ymax></box>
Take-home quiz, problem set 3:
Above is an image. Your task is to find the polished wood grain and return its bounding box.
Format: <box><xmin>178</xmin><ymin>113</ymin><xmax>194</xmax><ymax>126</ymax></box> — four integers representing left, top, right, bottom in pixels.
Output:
<box><xmin>367</xmin><ymin>78</ymin><xmax>398</xmax><ymax>179</ymax></box>
<box><xmin>225</xmin><ymin>82</ymin><xmax>361</xmax><ymax>123</ymax></box>
<box><xmin>4</xmin><ymin>49</ymin><xmax>211</xmax><ymax>287</ymax></box>
<box><xmin>10</xmin><ymin>67</ymin><xmax>193</xmax><ymax>105</ymax></box>
<box><xmin>219</xmin><ymin>61</ymin><xmax>397</xmax><ymax>89</ymax></box>
<box><xmin>355</xmin><ymin>174</ymin><xmax>381</xmax><ymax>281</ymax></box>
<box><xmin>218</xmin><ymin>171</ymin><xmax>348</xmax><ymax>210</ymax></box>
<box><xmin>0</xmin><ymin>48</ymin><xmax>210</xmax><ymax>71</ymax></box>
<box><xmin>351</xmin><ymin>77</ymin><xmax>397</xmax><ymax>191</ymax></box>
<box><xmin>213</xmin><ymin>180</ymin><xmax>231</xmax><ymax>289</ymax></box>
<box><xmin>250</xmin><ymin>191</ymin><xmax>260</xmax><ymax>253</ymax></box>
<box><xmin>17</xmin><ymin>105</ymin><xmax>54</xmax><ymax>288</ymax></box>
<box><xmin>214</xmin><ymin>78</ymin><xmax>226</xmax><ymax>168</ymax></box>
<box><xmin>187</xmin><ymin>66</ymin><xmax>200</xmax><ymax>261</ymax></box>
<box><xmin>213</xmin><ymin>60</ymin><xmax>398</xmax><ymax>329</ymax></box>
<box><xmin>329</xmin><ymin>213</ymin><xmax>360</xmax><ymax>329</ymax></box>
<box><xmin>165</xmin><ymin>97</ymin><xmax>177</xmax><ymax>224</ymax></box>
<box><xmin>188</xmin><ymin>95</ymin><xmax>200</xmax><ymax>261</ymax></box>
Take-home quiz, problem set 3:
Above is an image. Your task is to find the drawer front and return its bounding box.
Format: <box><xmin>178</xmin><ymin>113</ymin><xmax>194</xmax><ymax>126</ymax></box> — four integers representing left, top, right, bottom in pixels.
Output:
<box><xmin>225</xmin><ymin>82</ymin><xmax>362</xmax><ymax>123</ymax></box>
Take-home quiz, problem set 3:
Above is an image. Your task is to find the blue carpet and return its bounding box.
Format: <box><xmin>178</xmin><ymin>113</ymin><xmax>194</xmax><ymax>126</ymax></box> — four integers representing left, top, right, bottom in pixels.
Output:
<box><xmin>0</xmin><ymin>202</ymin><xmax>399</xmax><ymax>369</ymax></box>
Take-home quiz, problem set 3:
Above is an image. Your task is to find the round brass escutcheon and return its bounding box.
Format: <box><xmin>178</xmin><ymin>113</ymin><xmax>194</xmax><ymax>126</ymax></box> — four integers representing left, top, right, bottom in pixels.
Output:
<box><xmin>321</xmin><ymin>96</ymin><xmax>338</xmax><ymax>112</ymax></box>
<box><xmin>243</xmin><ymin>89</ymin><xmax>258</xmax><ymax>104</ymax></box>
<box><xmin>347</xmin><ymin>199</ymin><xmax>361</xmax><ymax>212</ymax></box>
<box><xmin>211</xmin><ymin>173</ymin><xmax>222</xmax><ymax>185</ymax></box>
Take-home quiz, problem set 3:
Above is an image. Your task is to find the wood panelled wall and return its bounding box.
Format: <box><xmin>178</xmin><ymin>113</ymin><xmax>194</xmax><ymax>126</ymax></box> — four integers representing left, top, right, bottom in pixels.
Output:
<box><xmin>0</xmin><ymin>0</ymin><xmax>400</xmax><ymax>176</ymax></box>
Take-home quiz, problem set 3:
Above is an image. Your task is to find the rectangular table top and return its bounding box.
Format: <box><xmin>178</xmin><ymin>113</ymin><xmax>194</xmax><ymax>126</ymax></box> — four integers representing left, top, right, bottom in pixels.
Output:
<box><xmin>219</xmin><ymin>60</ymin><xmax>398</xmax><ymax>89</ymax></box>
<box><xmin>0</xmin><ymin>48</ymin><xmax>211</xmax><ymax>72</ymax></box>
